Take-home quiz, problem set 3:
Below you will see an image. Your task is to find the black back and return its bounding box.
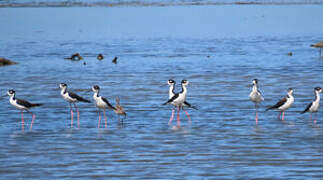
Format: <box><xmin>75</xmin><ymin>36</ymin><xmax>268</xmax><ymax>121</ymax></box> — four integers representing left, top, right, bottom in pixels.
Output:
<box><xmin>102</xmin><ymin>97</ymin><xmax>116</xmax><ymax>110</ymax></box>
<box><xmin>69</xmin><ymin>91</ymin><xmax>91</xmax><ymax>103</ymax></box>
<box><xmin>266</xmin><ymin>97</ymin><xmax>287</xmax><ymax>111</ymax></box>
<box><xmin>163</xmin><ymin>93</ymin><xmax>179</xmax><ymax>105</ymax></box>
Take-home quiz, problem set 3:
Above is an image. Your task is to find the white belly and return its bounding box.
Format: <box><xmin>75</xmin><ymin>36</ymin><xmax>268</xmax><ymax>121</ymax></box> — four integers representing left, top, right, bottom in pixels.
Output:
<box><xmin>249</xmin><ymin>91</ymin><xmax>263</xmax><ymax>103</ymax></box>
<box><xmin>172</xmin><ymin>94</ymin><xmax>186</xmax><ymax>106</ymax></box>
<box><xmin>278</xmin><ymin>97</ymin><xmax>294</xmax><ymax>111</ymax></box>
<box><xmin>10</xmin><ymin>99</ymin><xmax>27</xmax><ymax>110</ymax></box>
<box><xmin>94</xmin><ymin>96</ymin><xmax>108</xmax><ymax>109</ymax></box>
<box><xmin>62</xmin><ymin>92</ymin><xmax>76</xmax><ymax>102</ymax></box>
<box><xmin>309</xmin><ymin>101</ymin><xmax>320</xmax><ymax>112</ymax></box>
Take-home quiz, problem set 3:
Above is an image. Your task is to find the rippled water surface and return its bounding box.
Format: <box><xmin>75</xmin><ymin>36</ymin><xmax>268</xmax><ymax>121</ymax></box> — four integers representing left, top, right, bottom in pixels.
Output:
<box><xmin>1</xmin><ymin>4</ymin><xmax>323</xmax><ymax>179</ymax></box>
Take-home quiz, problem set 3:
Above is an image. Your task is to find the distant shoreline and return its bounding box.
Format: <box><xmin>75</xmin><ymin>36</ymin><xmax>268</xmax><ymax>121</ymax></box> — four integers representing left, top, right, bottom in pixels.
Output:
<box><xmin>1</xmin><ymin>1</ymin><xmax>323</xmax><ymax>8</ymax></box>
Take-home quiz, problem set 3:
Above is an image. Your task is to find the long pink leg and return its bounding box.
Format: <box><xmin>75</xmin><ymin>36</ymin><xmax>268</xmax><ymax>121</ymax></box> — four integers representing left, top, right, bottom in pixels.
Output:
<box><xmin>98</xmin><ymin>111</ymin><xmax>101</xmax><ymax>128</ymax></box>
<box><xmin>29</xmin><ymin>111</ymin><xmax>35</xmax><ymax>131</ymax></box>
<box><xmin>177</xmin><ymin>106</ymin><xmax>181</xmax><ymax>127</ymax></box>
<box><xmin>255</xmin><ymin>104</ymin><xmax>258</xmax><ymax>125</ymax></box>
<box><xmin>21</xmin><ymin>111</ymin><xmax>24</xmax><ymax>132</ymax></box>
<box><xmin>256</xmin><ymin>111</ymin><xmax>258</xmax><ymax>125</ymax></box>
<box><xmin>103</xmin><ymin>109</ymin><xmax>107</xmax><ymax>128</ymax></box>
<box><xmin>183</xmin><ymin>109</ymin><xmax>191</xmax><ymax>123</ymax></box>
<box><xmin>277</xmin><ymin>111</ymin><xmax>282</xmax><ymax>120</ymax></box>
<box><xmin>313</xmin><ymin>113</ymin><xmax>317</xmax><ymax>124</ymax></box>
<box><xmin>282</xmin><ymin>111</ymin><xmax>285</xmax><ymax>121</ymax></box>
<box><xmin>70</xmin><ymin>103</ymin><xmax>73</xmax><ymax>128</ymax></box>
<box><xmin>168</xmin><ymin>108</ymin><xmax>175</xmax><ymax>125</ymax></box>
<box><xmin>74</xmin><ymin>103</ymin><xmax>80</xmax><ymax>128</ymax></box>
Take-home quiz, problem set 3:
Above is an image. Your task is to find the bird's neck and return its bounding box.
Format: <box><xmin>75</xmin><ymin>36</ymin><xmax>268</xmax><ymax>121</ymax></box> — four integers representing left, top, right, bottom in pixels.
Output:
<box><xmin>181</xmin><ymin>84</ymin><xmax>187</xmax><ymax>95</ymax></box>
<box><xmin>93</xmin><ymin>91</ymin><xmax>100</xmax><ymax>98</ymax></box>
<box><xmin>315</xmin><ymin>91</ymin><xmax>321</xmax><ymax>102</ymax></box>
<box><xmin>287</xmin><ymin>92</ymin><xmax>293</xmax><ymax>99</ymax></box>
<box><xmin>10</xmin><ymin>94</ymin><xmax>15</xmax><ymax>100</ymax></box>
<box><xmin>61</xmin><ymin>87</ymin><xmax>67</xmax><ymax>94</ymax></box>
<box><xmin>252</xmin><ymin>84</ymin><xmax>258</xmax><ymax>92</ymax></box>
<box><xmin>169</xmin><ymin>84</ymin><xmax>175</xmax><ymax>97</ymax></box>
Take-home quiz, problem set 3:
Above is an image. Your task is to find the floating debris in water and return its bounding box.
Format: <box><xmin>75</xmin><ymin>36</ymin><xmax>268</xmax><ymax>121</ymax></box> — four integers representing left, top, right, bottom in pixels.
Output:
<box><xmin>0</xmin><ymin>57</ymin><xmax>18</xmax><ymax>66</ymax></box>
<box><xmin>310</xmin><ymin>41</ymin><xmax>323</xmax><ymax>56</ymax></box>
<box><xmin>97</xmin><ymin>54</ymin><xmax>104</xmax><ymax>60</ymax></box>
<box><xmin>112</xmin><ymin>56</ymin><xmax>118</xmax><ymax>64</ymax></box>
<box><xmin>64</xmin><ymin>53</ymin><xmax>83</xmax><ymax>61</ymax></box>
<box><xmin>287</xmin><ymin>52</ymin><xmax>293</xmax><ymax>56</ymax></box>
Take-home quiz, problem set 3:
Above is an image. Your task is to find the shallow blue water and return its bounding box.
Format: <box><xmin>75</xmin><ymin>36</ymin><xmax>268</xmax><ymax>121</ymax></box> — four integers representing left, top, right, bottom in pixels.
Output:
<box><xmin>0</xmin><ymin>5</ymin><xmax>323</xmax><ymax>179</ymax></box>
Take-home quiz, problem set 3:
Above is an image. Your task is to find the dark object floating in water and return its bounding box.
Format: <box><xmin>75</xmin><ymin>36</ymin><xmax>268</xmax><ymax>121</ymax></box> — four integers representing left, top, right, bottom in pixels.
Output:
<box><xmin>64</xmin><ymin>53</ymin><xmax>83</xmax><ymax>61</ymax></box>
<box><xmin>310</xmin><ymin>41</ymin><xmax>323</xmax><ymax>56</ymax></box>
<box><xmin>83</xmin><ymin>62</ymin><xmax>86</xmax><ymax>65</ymax></box>
<box><xmin>0</xmin><ymin>57</ymin><xmax>18</xmax><ymax>66</ymax></box>
<box><xmin>287</xmin><ymin>52</ymin><xmax>293</xmax><ymax>56</ymax></box>
<box><xmin>97</xmin><ymin>54</ymin><xmax>104</xmax><ymax>60</ymax></box>
<box><xmin>207</xmin><ymin>55</ymin><xmax>210</xmax><ymax>58</ymax></box>
<box><xmin>112</xmin><ymin>56</ymin><xmax>118</xmax><ymax>64</ymax></box>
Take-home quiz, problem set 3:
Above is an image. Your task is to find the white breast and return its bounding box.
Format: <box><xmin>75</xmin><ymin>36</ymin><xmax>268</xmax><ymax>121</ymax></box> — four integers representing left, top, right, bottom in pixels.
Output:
<box><xmin>172</xmin><ymin>93</ymin><xmax>186</xmax><ymax>106</ymax></box>
<box><xmin>61</xmin><ymin>92</ymin><xmax>76</xmax><ymax>102</ymax></box>
<box><xmin>278</xmin><ymin>96</ymin><xmax>294</xmax><ymax>111</ymax></box>
<box><xmin>249</xmin><ymin>91</ymin><xmax>263</xmax><ymax>103</ymax></box>
<box><xmin>93</xmin><ymin>95</ymin><xmax>108</xmax><ymax>109</ymax></box>
<box><xmin>309</xmin><ymin>101</ymin><xmax>320</xmax><ymax>112</ymax></box>
<box><xmin>10</xmin><ymin>99</ymin><xmax>27</xmax><ymax>110</ymax></box>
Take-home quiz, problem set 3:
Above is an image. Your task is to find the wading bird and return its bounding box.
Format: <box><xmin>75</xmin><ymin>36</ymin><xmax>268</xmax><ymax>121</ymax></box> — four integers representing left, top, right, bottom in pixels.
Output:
<box><xmin>301</xmin><ymin>87</ymin><xmax>322</xmax><ymax>124</ymax></box>
<box><xmin>249</xmin><ymin>79</ymin><xmax>264</xmax><ymax>125</ymax></box>
<box><xmin>59</xmin><ymin>83</ymin><xmax>90</xmax><ymax>128</ymax></box>
<box><xmin>266</xmin><ymin>88</ymin><xmax>294</xmax><ymax>121</ymax></box>
<box><xmin>7</xmin><ymin>89</ymin><xmax>42</xmax><ymax>131</ymax></box>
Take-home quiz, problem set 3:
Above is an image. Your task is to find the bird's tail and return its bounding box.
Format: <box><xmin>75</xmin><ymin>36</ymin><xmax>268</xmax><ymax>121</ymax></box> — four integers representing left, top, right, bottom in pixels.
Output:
<box><xmin>300</xmin><ymin>110</ymin><xmax>307</xmax><ymax>114</ymax></box>
<box><xmin>265</xmin><ymin>107</ymin><xmax>273</xmax><ymax>111</ymax></box>
<box><xmin>31</xmin><ymin>103</ymin><xmax>43</xmax><ymax>107</ymax></box>
<box><xmin>80</xmin><ymin>98</ymin><xmax>91</xmax><ymax>103</ymax></box>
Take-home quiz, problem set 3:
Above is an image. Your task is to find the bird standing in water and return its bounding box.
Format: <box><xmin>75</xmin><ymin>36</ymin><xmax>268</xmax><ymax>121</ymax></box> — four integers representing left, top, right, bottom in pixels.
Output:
<box><xmin>163</xmin><ymin>80</ymin><xmax>191</xmax><ymax>128</ymax></box>
<box><xmin>114</xmin><ymin>97</ymin><xmax>127</xmax><ymax>122</ymax></box>
<box><xmin>249</xmin><ymin>79</ymin><xmax>264</xmax><ymax>125</ymax></box>
<box><xmin>301</xmin><ymin>87</ymin><xmax>322</xmax><ymax>124</ymax></box>
<box><xmin>60</xmin><ymin>83</ymin><xmax>91</xmax><ymax>128</ymax></box>
<box><xmin>266</xmin><ymin>88</ymin><xmax>294</xmax><ymax>121</ymax></box>
<box><xmin>92</xmin><ymin>85</ymin><xmax>117</xmax><ymax>128</ymax></box>
<box><xmin>7</xmin><ymin>90</ymin><xmax>42</xmax><ymax>131</ymax></box>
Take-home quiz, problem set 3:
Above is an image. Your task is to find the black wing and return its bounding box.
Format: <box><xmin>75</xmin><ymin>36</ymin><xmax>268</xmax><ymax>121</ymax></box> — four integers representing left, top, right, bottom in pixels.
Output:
<box><xmin>184</xmin><ymin>101</ymin><xmax>198</xmax><ymax>110</ymax></box>
<box><xmin>301</xmin><ymin>102</ymin><xmax>312</xmax><ymax>114</ymax></box>
<box><xmin>266</xmin><ymin>97</ymin><xmax>287</xmax><ymax>111</ymax></box>
<box><xmin>69</xmin><ymin>91</ymin><xmax>91</xmax><ymax>103</ymax></box>
<box><xmin>162</xmin><ymin>93</ymin><xmax>179</xmax><ymax>105</ymax></box>
<box><xmin>102</xmin><ymin>97</ymin><xmax>116</xmax><ymax>110</ymax></box>
<box><xmin>16</xmin><ymin>98</ymin><xmax>34</xmax><ymax>108</ymax></box>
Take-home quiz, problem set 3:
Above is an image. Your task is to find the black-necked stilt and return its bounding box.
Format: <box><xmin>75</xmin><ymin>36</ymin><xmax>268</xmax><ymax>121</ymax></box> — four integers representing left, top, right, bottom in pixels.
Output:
<box><xmin>92</xmin><ymin>85</ymin><xmax>116</xmax><ymax>128</ymax></box>
<box><xmin>301</xmin><ymin>87</ymin><xmax>322</xmax><ymax>124</ymax></box>
<box><xmin>7</xmin><ymin>90</ymin><xmax>42</xmax><ymax>131</ymax></box>
<box><xmin>64</xmin><ymin>53</ymin><xmax>83</xmax><ymax>61</ymax></box>
<box><xmin>97</xmin><ymin>54</ymin><xmax>104</xmax><ymax>60</ymax></box>
<box><xmin>59</xmin><ymin>83</ymin><xmax>90</xmax><ymax>128</ymax></box>
<box><xmin>249</xmin><ymin>79</ymin><xmax>264</xmax><ymax>124</ymax></box>
<box><xmin>166</xmin><ymin>79</ymin><xmax>196</xmax><ymax>126</ymax></box>
<box><xmin>112</xmin><ymin>56</ymin><xmax>118</xmax><ymax>64</ymax></box>
<box><xmin>167</xmin><ymin>79</ymin><xmax>176</xmax><ymax>125</ymax></box>
<box><xmin>163</xmin><ymin>80</ymin><xmax>191</xmax><ymax>127</ymax></box>
<box><xmin>114</xmin><ymin>96</ymin><xmax>126</xmax><ymax>122</ymax></box>
<box><xmin>266</xmin><ymin>88</ymin><xmax>294</xmax><ymax>121</ymax></box>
